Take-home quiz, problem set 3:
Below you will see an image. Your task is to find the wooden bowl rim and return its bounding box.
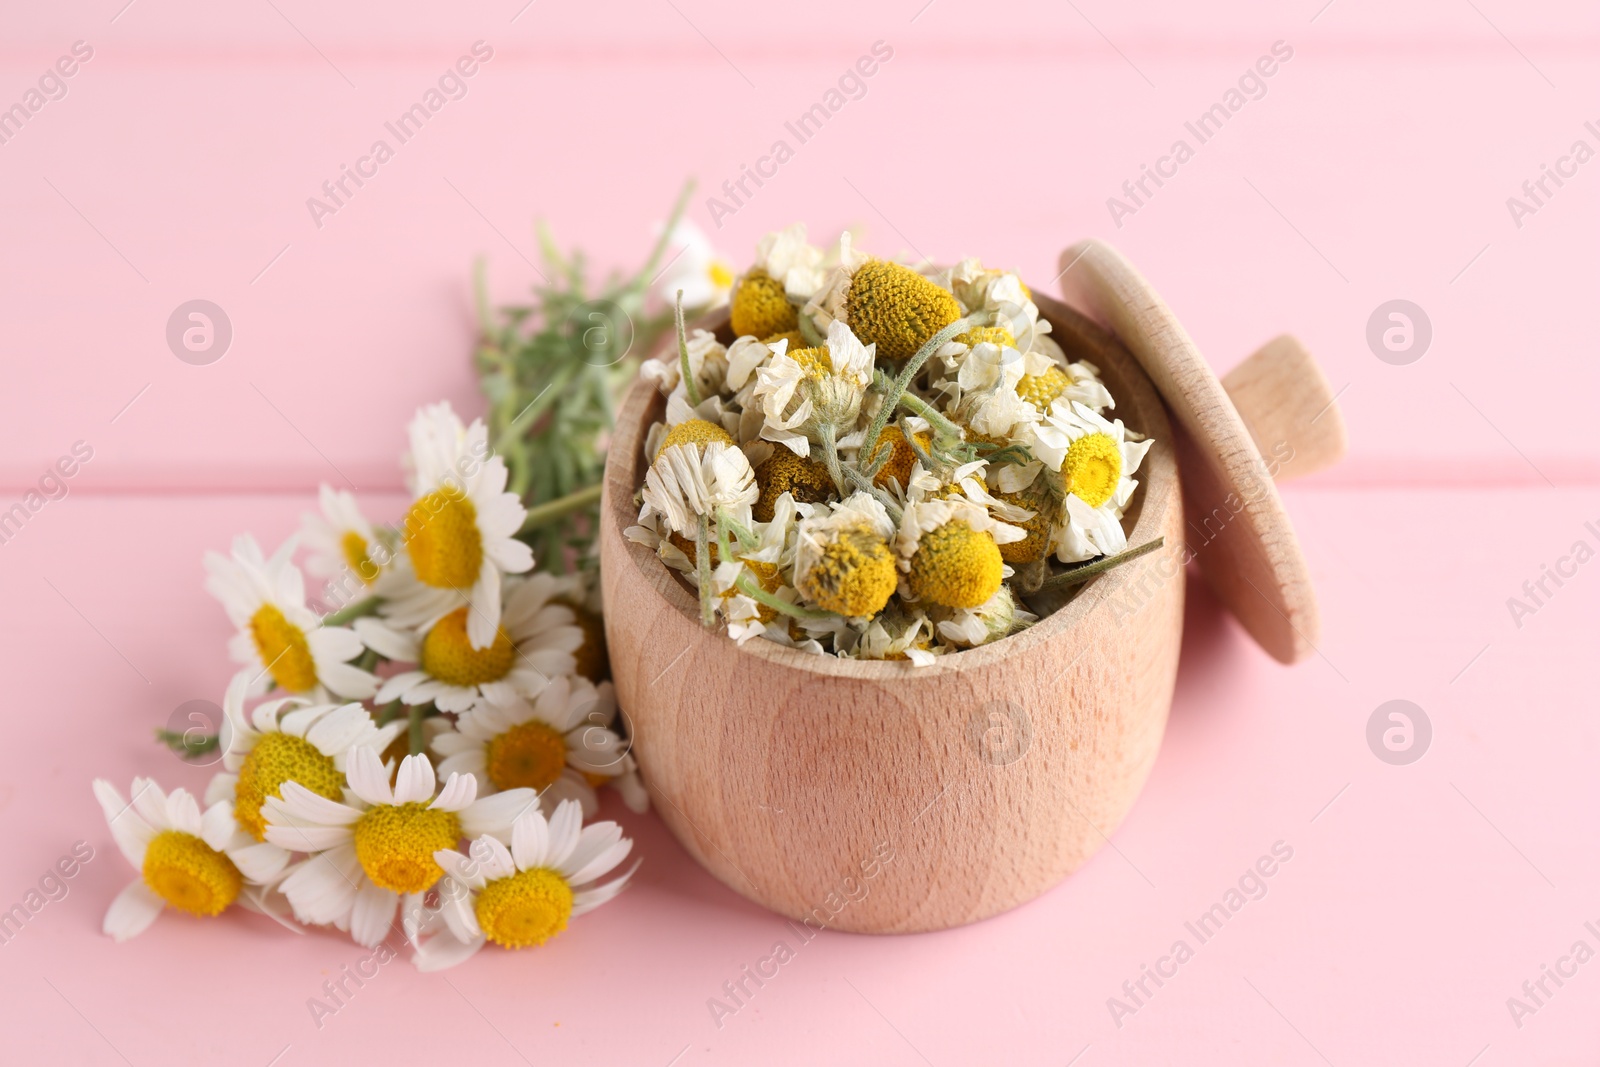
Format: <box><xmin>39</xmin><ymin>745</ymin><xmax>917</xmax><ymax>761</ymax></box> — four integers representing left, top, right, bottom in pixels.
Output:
<box><xmin>600</xmin><ymin>287</ymin><xmax>1181</xmax><ymax>678</ymax></box>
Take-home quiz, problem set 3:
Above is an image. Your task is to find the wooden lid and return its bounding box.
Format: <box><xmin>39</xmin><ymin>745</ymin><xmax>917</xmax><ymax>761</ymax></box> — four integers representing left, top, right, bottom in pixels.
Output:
<box><xmin>1056</xmin><ymin>239</ymin><xmax>1346</xmax><ymax>664</ymax></box>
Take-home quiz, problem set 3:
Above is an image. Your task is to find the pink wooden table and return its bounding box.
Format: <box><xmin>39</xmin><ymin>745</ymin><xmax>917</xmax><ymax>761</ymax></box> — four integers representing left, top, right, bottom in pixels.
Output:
<box><xmin>2</xmin><ymin>2</ymin><xmax>1597</xmax><ymax>1063</ymax></box>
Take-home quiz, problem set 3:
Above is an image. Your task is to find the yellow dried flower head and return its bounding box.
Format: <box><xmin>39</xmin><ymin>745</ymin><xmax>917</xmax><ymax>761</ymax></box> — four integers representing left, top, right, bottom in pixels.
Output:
<box><xmin>656</xmin><ymin>418</ymin><xmax>734</xmax><ymax>459</ymax></box>
<box><xmin>730</xmin><ymin>267</ymin><xmax>798</xmax><ymax>339</ymax></box>
<box><xmin>763</xmin><ymin>330</ymin><xmax>807</xmax><ymax>350</ymax></box>
<box><xmin>668</xmin><ymin>530</ymin><xmax>721</xmax><ymax>564</ymax></box>
<box><xmin>908</xmin><ymin>520</ymin><xmax>1004</xmax><ymax>609</ymax></box>
<box><xmin>871</xmin><ymin>425</ymin><xmax>929</xmax><ymax>491</ymax></box>
<box><xmin>1016</xmin><ymin>366</ymin><xmax>1072</xmax><ymax>412</ymax></box>
<box><xmin>732</xmin><ymin>557</ymin><xmax>784</xmax><ymax>622</ymax></box>
<box><xmin>845</xmin><ymin>260</ymin><xmax>962</xmax><ymax>362</ymax></box>
<box><xmin>1063</xmin><ymin>432</ymin><xmax>1122</xmax><ymax>508</ymax></box>
<box><xmin>798</xmin><ymin>526</ymin><xmax>898</xmax><ymax>617</ymax></box>
<box><xmin>996</xmin><ymin>484</ymin><xmax>1054</xmax><ymax>565</ymax></box>
<box><xmin>785</xmin><ymin>345</ymin><xmax>832</xmax><ymax>376</ymax></box>
<box><xmin>956</xmin><ymin>325</ymin><xmax>1016</xmax><ymax>349</ymax></box>
<box><xmin>753</xmin><ymin>449</ymin><xmax>835</xmax><ymax>521</ymax></box>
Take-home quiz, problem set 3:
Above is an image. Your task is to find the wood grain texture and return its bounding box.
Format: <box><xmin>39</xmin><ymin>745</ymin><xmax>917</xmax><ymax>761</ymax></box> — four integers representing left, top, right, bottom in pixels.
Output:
<box><xmin>1223</xmin><ymin>334</ymin><xmax>1348</xmax><ymax>482</ymax></box>
<box><xmin>1059</xmin><ymin>239</ymin><xmax>1331</xmax><ymax>665</ymax></box>
<box><xmin>599</xmin><ymin>293</ymin><xmax>1184</xmax><ymax>933</ymax></box>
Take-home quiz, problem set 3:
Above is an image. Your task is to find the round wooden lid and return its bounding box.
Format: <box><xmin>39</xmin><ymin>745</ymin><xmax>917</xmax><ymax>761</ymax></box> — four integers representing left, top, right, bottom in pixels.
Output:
<box><xmin>1056</xmin><ymin>239</ymin><xmax>1346</xmax><ymax>664</ymax></box>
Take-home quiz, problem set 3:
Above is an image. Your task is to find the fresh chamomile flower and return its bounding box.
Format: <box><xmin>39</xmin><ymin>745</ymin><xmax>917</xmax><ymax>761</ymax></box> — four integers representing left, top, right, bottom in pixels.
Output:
<box><xmin>655</xmin><ymin>219</ymin><xmax>734</xmax><ymax>308</ymax></box>
<box><xmin>935</xmin><ymin>585</ymin><xmax>1037</xmax><ymax>648</ymax></box>
<box><xmin>301</xmin><ymin>485</ymin><xmax>388</xmax><ymax>589</ymax></box>
<box><xmin>1028</xmin><ymin>401</ymin><xmax>1152</xmax><ymax>562</ymax></box>
<box><xmin>356</xmin><ymin>574</ymin><xmax>584</xmax><ymax>713</ymax></box>
<box><xmin>379</xmin><ymin>402</ymin><xmax>534</xmax><ymax>651</ymax></box>
<box><xmin>430</xmin><ymin>677</ymin><xmax>640</xmax><ymax>817</ymax></box>
<box><xmin>638</xmin><ymin>440</ymin><xmax>758</xmax><ymax>537</ymax></box>
<box><xmin>895</xmin><ymin>497</ymin><xmax>1026</xmax><ymax>610</ymax></box>
<box><xmin>94</xmin><ymin>778</ymin><xmax>263</xmax><ymax>941</ymax></box>
<box><xmin>793</xmin><ymin>491</ymin><xmax>899</xmax><ymax>618</ymax></box>
<box><xmin>205</xmin><ymin>534</ymin><xmax>378</xmax><ymax>701</ymax></box>
<box><xmin>752</xmin><ymin>319</ymin><xmax>875</xmax><ymax>455</ymax></box>
<box><xmin>205</xmin><ymin>672</ymin><xmax>404</xmax><ymax>884</ymax></box>
<box><xmin>408</xmin><ymin>800</ymin><xmax>636</xmax><ymax>972</ymax></box>
<box><xmin>265</xmin><ymin>747</ymin><xmax>538</xmax><ymax>948</ymax></box>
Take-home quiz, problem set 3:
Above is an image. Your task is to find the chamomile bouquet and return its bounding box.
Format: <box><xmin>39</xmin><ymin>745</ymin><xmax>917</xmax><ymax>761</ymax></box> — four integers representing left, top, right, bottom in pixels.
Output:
<box><xmin>627</xmin><ymin>226</ymin><xmax>1161</xmax><ymax>664</ymax></box>
<box><xmin>91</xmin><ymin>189</ymin><xmax>715</xmax><ymax>969</ymax></box>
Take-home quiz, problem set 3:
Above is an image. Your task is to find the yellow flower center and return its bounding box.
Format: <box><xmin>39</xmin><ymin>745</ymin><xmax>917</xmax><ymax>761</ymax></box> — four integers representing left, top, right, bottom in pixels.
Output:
<box><xmin>708</xmin><ymin>261</ymin><xmax>735</xmax><ymax>290</ymax></box>
<box><xmin>787</xmin><ymin>346</ymin><xmax>832</xmax><ymax>378</ymax></box>
<box><xmin>997</xmin><ymin>484</ymin><xmax>1055</xmax><ymax>565</ymax></box>
<box><xmin>248</xmin><ymin>604</ymin><xmax>319</xmax><ymax>693</ymax></box>
<box><xmin>753</xmin><ymin>448</ymin><xmax>835</xmax><ymax>521</ymax></box>
<box><xmin>845</xmin><ymin>259</ymin><xmax>962</xmax><ymax>362</ymax></box>
<box><xmin>762</xmin><ymin>329</ymin><xmax>806</xmax><ymax>350</ymax></box>
<box><xmin>474</xmin><ymin>867</ymin><xmax>574</xmax><ymax>949</ymax></box>
<box><xmin>142</xmin><ymin>830</ymin><xmax>242</xmax><ymax>917</ymax></box>
<box><xmin>421</xmin><ymin>607</ymin><xmax>516</xmax><ymax>687</ymax></box>
<box><xmin>484</xmin><ymin>720</ymin><xmax>569</xmax><ymax>792</ymax></box>
<box><xmin>909</xmin><ymin>520</ymin><xmax>1004</xmax><ymax>609</ymax></box>
<box><xmin>1063</xmin><ymin>432</ymin><xmax>1122</xmax><ymax>508</ymax></box>
<box><xmin>870</xmin><ymin>424</ymin><xmax>930</xmax><ymax>491</ymax></box>
<box><xmin>1016</xmin><ymin>366</ymin><xmax>1072</xmax><ymax>412</ymax></box>
<box><xmin>341</xmin><ymin>530</ymin><xmax>380</xmax><ymax>584</ymax></box>
<box><xmin>799</xmin><ymin>526</ymin><xmax>898</xmax><ymax>617</ymax></box>
<box><xmin>234</xmin><ymin>731</ymin><xmax>346</xmax><ymax>841</ymax></box>
<box><xmin>730</xmin><ymin>267</ymin><xmax>798</xmax><ymax>339</ymax></box>
<box><xmin>352</xmin><ymin>802</ymin><xmax>461</xmax><ymax>894</ymax></box>
<box><xmin>655</xmin><ymin>418</ymin><xmax>734</xmax><ymax>459</ymax></box>
<box><xmin>956</xmin><ymin>325</ymin><xmax>1017</xmax><ymax>350</ymax></box>
<box><xmin>404</xmin><ymin>486</ymin><xmax>483</xmax><ymax>590</ymax></box>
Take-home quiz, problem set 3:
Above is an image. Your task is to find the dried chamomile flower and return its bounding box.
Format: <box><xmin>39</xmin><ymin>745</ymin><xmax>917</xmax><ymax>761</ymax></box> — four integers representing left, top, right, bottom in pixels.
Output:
<box><xmin>752</xmin><ymin>319</ymin><xmax>875</xmax><ymax>459</ymax></box>
<box><xmin>934</xmin><ymin>584</ymin><xmax>1037</xmax><ymax>648</ymax></box>
<box><xmin>896</xmin><ymin>497</ymin><xmax>1025</xmax><ymax>610</ymax></box>
<box><xmin>753</xmin><ymin>447</ymin><xmax>836</xmax><ymax>521</ymax></box>
<box><xmin>842</xmin><ymin>259</ymin><xmax>964</xmax><ymax>363</ymax></box>
<box><xmin>794</xmin><ymin>492</ymin><xmax>899</xmax><ymax>618</ymax></box>
<box><xmin>639</xmin><ymin>441</ymin><xmax>758</xmax><ymax>537</ymax></box>
<box><xmin>731</xmin><ymin>267</ymin><xmax>799</xmax><ymax>339</ymax></box>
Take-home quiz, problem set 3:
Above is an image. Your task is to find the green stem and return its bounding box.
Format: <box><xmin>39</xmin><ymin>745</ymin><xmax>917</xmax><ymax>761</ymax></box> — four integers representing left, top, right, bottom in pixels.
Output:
<box><xmin>519</xmin><ymin>483</ymin><xmax>603</xmax><ymax>532</ymax></box>
<box><xmin>859</xmin><ymin>315</ymin><xmax>979</xmax><ymax>471</ymax></box>
<box><xmin>841</xmin><ymin>465</ymin><xmax>903</xmax><ymax>526</ymax></box>
<box><xmin>408</xmin><ymin>704</ymin><xmax>427</xmax><ymax>756</ymax></box>
<box><xmin>375</xmin><ymin>700</ymin><xmax>404</xmax><ymax>727</ymax></box>
<box><xmin>322</xmin><ymin>596</ymin><xmax>382</xmax><ymax>627</ymax></box>
<box><xmin>735</xmin><ymin>572</ymin><xmax>842</xmax><ymax>621</ymax></box>
<box><xmin>798</xmin><ymin>313</ymin><xmax>826</xmax><ymax>347</ymax></box>
<box><xmin>1038</xmin><ymin>537</ymin><xmax>1165</xmax><ymax>590</ymax></box>
<box><xmin>882</xmin><ymin>377</ymin><xmax>965</xmax><ymax>440</ymax></box>
<box><xmin>817</xmin><ymin>422</ymin><xmax>848</xmax><ymax>497</ymax></box>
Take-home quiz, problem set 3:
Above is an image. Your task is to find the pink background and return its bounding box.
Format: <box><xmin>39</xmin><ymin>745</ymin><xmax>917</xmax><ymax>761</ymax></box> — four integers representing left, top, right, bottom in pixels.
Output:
<box><xmin>2</xmin><ymin>1</ymin><xmax>1597</xmax><ymax>1063</ymax></box>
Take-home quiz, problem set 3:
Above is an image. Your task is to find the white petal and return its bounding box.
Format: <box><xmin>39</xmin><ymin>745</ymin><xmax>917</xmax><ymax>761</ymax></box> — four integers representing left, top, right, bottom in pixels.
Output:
<box><xmin>433</xmin><ymin>849</ymin><xmax>489</xmax><ymax>892</ymax></box>
<box><xmin>566</xmin><ymin>838</ymin><xmax>634</xmax><ymax>888</ymax></box>
<box><xmin>264</xmin><ymin>822</ymin><xmax>357</xmax><ymax>853</ymax></box>
<box><xmin>539</xmin><ymin>770</ymin><xmax>599</xmax><ymax>821</ymax></box>
<box><xmin>280</xmin><ymin>848</ymin><xmax>362</xmax><ymax>925</ymax></box>
<box><xmin>465</xmin><ymin>564</ymin><xmax>502</xmax><ymax>650</ymax></box>
<box><xmin>392</xmin><ymin>754</ymin><xmax>437</xmax><ymax>805</ymax></box>
<box><xmin>429</xmin><ymin>772</ymin><xmax>477</xmax><ymax>813</ymax></box>
<box><xmin>557</xmin><ymin>821</ymin><xmax>624</xmax><ymax>882</ymax></box>
<box><xmin>204</xmin><ymin>772</ymin><xmax>238</xmax><ymax>808</ymax></box>
<box><xmin>510</xmin><ymin>808</ymin><xmax>550</xmax><ymax>870</ymax></box>
<box><xmin>103</xmin><ymin>881</ymin><xmax>164</xmax><ymax>941</ymax></box>
<box><xmin>199</xmin><ymin>800</ymin><xmax>237</xmax><ymax>852</ymax></box>
<box><xmin>459</xmin><ymin>788</ymin><xmax>540</xmax><ymax>843</ymax></box>
<box><xmin>230</xmin><ymin>841</ymin><xmax>292</xmax><ymax>884</ymax></box>
<box><xmin>304</xmin><ymin>704</ymin><xmax>373</xmax><ymax>756</ymax></box>
<box><xmin>266</xmin><ymin>780</ymin><xmax>363</xmax><ymax>827</ymax></box>
<box><xmin>350</xmin><ymin>882</ymin><xmax>400</xmax><ymax>948</ymax></box>
<box><xmin>571</xmin><ymin>862</ymin><xmax>639</xmax><ymax>917</ymax></box>
<box><xmin>164</xmin><ymin>790</ymin><xmax>204</xmax><ymax>837</ymax></box>
<box><xmin>544</xmin><ymin>798</ymin><xmax>584</xmax><ymax>870</ymax></box>
<box><xmin>471</xmin><ymin>835</ymin><xmax>517</xmax><ymax>882</ymax></box>
<box><xmin>94</xmin><ymin>780</ymin><xmax>155</xmax><ymax>867</ymax></box>
<box><xmin>317</xmin><ymin>661</ymin><xmax>379</xmax><ymax>701</ymax></box>
<box><xmin>412</xmin><ymin>931</ymin><xmax>485</xmax><ymax>972</ymax></box>
<box><xmin>354</xmin><ymin>617</ymin><xmax>420</xmax><ymax>661</ymax></box>
<box><xmin>344</xmin><ymin>746</ymin><xmax>394</xmax><ymax>807</ymax></box>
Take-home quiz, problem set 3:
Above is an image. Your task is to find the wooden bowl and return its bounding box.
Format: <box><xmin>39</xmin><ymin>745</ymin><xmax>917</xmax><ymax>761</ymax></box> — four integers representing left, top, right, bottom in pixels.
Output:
<box><xmin>598</xmin><ymin>241</ymin><xmax>1343</xmax><ymax>933</ymax></box>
